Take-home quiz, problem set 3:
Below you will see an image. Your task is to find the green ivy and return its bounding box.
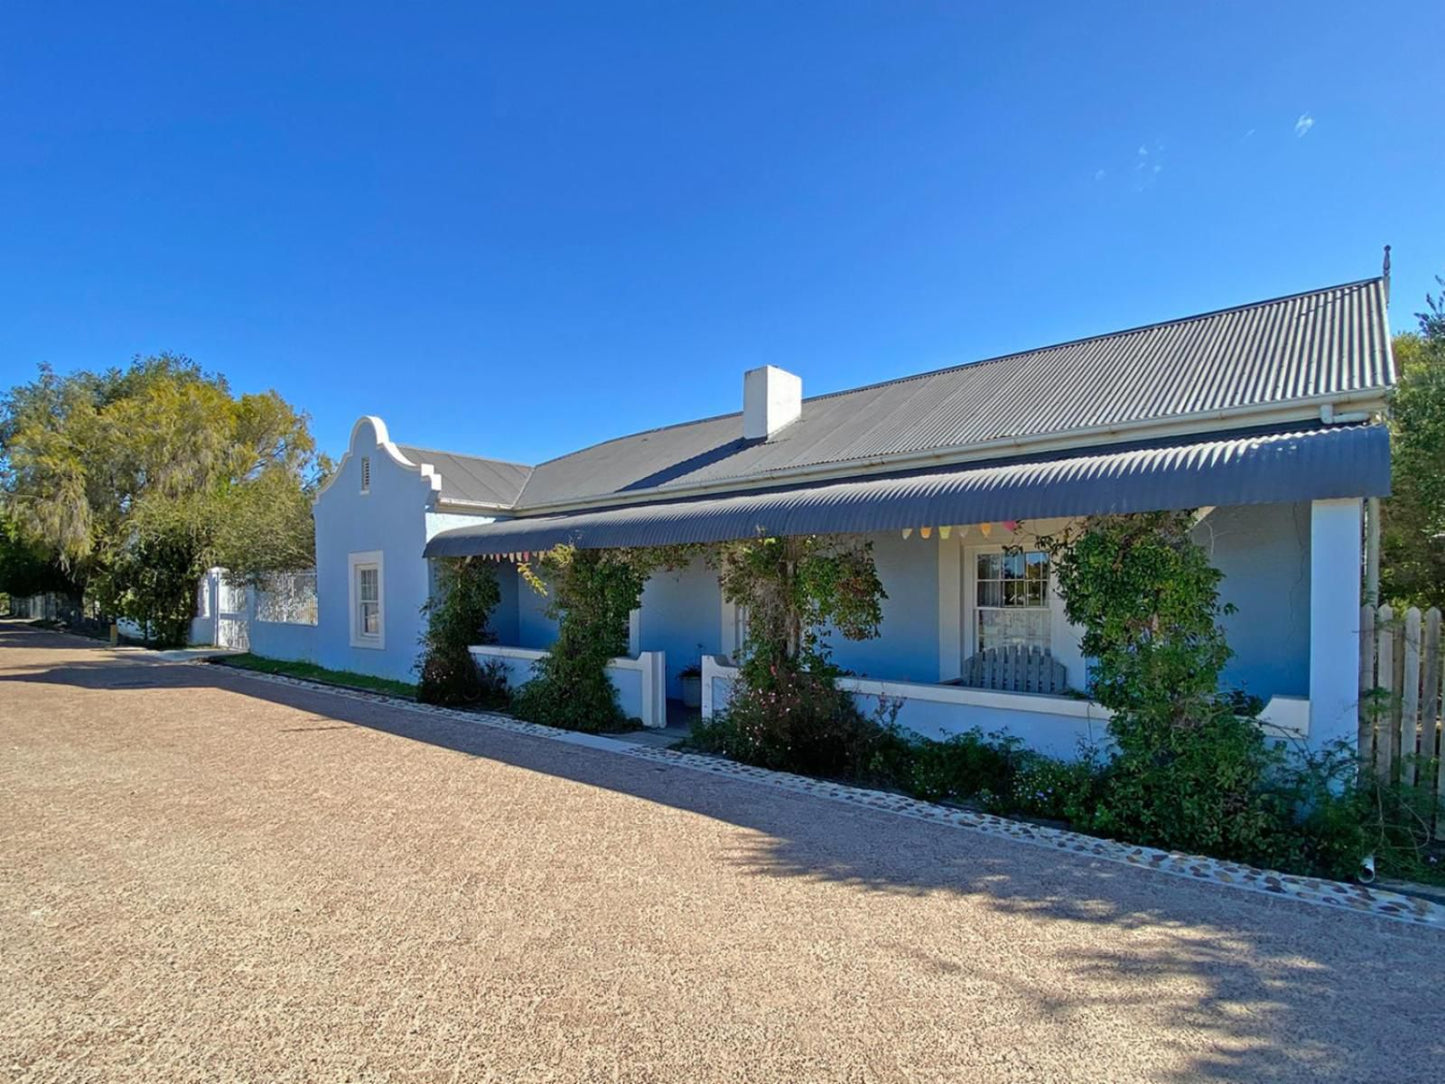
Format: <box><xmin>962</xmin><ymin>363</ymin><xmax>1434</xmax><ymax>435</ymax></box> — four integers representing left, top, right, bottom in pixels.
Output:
<box><xmin>511</xmin><ymin>544</ymin><xmax>696</xmax><ymax>732</ymax></box>
<box><xmin>693</xmin><ymin>535</ymin><xmax>895</xmax><ymax>776</ymax></box>
<box><xmin>716</xmin><ymin>534</ymin><xmax>885</xmax><ymax>685</ymax></box>
<box><xmin>415</xmin><ymin>557</ymin><xmax>508</xmax><ymax>708</ymax></box>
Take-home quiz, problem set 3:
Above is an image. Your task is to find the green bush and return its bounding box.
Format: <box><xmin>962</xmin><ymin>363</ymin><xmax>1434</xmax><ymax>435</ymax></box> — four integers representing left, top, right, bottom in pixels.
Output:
<box><xmin>998</xmin><ymin>752</ymin><xmax>1105</xmax><ymax>823</ymax></box>
<box><xmin>510</xmin><ymin>546</ymin><xmax>647</xmax><ymax>732</ymax></box>
<box><xmin>415</xmin><ymin>557</ymin><xmax>508</xmax><ymax>708</ymax></box>
<box><xmin>690</xmin><ymin>664</ymin><xmax>901</xmax><ymax>779</ymax></box>
<box><xmin>1082</xmin><ymin>704</ymin><xmax>1298</xmax><ymax>863</ymax></box>
<box><xmin>902</xmin><ymin>729</ymin><xmax>1023</xmax><ymax>804</ymax></box>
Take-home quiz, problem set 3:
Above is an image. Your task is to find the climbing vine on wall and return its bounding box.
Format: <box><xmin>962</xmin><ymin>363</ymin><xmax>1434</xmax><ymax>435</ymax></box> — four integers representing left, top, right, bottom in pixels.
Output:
<box><xmin>416</xmin><ymin>556</ymin><xmax>507</xmax><ymax>707</ymax></box>
<box><xmin>716</xmin><ymin>534</ymin><xmax>886</xmax><ymax>684</ymax></box>
<box><xmin>1033</xmin><ymin>511</ymin><xmax>1306</xmax><ymax>860</ymax></box>
<box><xmin>511</xmin><ymin>543</ymin><xmax>697</xmax><ymax>732</ymax></box>
<box><xmin>695</xmin><ymin>534</ymin><xmax>895</xmax><ymax>777</ymax></box>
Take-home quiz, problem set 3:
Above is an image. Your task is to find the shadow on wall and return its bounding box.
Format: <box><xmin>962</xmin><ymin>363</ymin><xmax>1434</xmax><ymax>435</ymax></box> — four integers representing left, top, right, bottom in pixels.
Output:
<box><xmin>3</xmin><ymin>623</ymin><xmax>1443</xmax><ymax>1083</ymax></box>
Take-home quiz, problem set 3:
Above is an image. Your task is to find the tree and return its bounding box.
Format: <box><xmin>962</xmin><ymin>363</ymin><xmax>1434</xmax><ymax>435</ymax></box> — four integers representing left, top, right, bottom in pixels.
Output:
<box><xmin>0</xmin><ymin>354</ymin><xmax>326</xmax><ymax>643</ymax></box>
<box><xmin>0</xmin><ymin>509</ymin><xmax>76</xmax><ymax>602</ymax></box>
<box><xmin>1382</xmin><ymin>278</ymin><xmax>1445</xmax><ymax>608</ymax></box>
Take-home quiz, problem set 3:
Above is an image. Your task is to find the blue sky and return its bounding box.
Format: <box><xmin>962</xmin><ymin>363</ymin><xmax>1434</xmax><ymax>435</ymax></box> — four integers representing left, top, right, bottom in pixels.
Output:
<box><xmin>2</xmin><ymin>2</ymin><xmax>1441</xmax><ymax>466</ymax></box>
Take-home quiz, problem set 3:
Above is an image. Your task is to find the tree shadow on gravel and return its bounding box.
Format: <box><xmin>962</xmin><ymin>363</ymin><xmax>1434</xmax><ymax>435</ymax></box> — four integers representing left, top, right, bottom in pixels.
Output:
<box><xmin>5</xmin><ymin>624</ymin><xmax>1444</xmax><ymax>1083</ymax></box>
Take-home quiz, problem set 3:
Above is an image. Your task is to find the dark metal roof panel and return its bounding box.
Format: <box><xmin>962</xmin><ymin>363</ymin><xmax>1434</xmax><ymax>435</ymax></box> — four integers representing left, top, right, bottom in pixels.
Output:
<box><xmin>514</xmin><ymin>279</ymin><xmax>1393</xmax><ymax>509</ymax></box>
<box><xmin>426</xmin><ymin>424</ymin><xmax>1389</xmax><ymax>557</ymax></box>
<box><xmin>396</xmin><ymin>446</ymin><xmax>532</xmax><ymax>507</ymax></box>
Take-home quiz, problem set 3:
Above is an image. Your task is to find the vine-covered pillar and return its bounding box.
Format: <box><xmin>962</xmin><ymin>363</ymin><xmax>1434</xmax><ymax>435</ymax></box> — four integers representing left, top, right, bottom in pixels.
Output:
<box><xmin>1309</xmin><ymin>497</ymin><xmax>1364</xmax><ymax>750</ymax></box>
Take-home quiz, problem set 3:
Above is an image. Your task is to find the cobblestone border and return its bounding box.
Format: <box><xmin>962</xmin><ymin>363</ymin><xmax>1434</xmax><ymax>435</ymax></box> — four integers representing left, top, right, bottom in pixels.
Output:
<box><xmin>209</xmin><ymin>663</ymin><xmax>1445</xmax><ymax>931</ymax></box>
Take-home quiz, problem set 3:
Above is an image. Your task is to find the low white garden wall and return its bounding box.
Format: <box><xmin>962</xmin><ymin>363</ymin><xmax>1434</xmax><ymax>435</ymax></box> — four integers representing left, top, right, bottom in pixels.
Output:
<box><xmin>699</xmin><ymin>656</ymin><xmax>1310</xmax><ymax>760</ymax></box>
<box><xmin>470</xmin><ymin>645</ymin><xmax>668</xmax><ymax>729</ymax></box>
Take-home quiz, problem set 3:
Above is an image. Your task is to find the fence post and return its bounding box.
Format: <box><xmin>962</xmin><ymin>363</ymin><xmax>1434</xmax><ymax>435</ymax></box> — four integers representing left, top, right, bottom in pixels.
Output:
<box><xmin>1375</xmin><ymin>605</ymin><xmax>1395</xmax><ymax>782</ymax></box>
<box><xmin>1402</xmin><ymin>607</ymin><xmax>1422</xmax><ymax>787</ymax></box>
<box><xmin>1359</xmin><ymin>603</ymin><xmax>1376</xmax><ymax>769</ymax></box>
<box><xmin>1424</xmin><ymin>608</ymin><xmax>1442</xmax><ymax>809</ymax></box>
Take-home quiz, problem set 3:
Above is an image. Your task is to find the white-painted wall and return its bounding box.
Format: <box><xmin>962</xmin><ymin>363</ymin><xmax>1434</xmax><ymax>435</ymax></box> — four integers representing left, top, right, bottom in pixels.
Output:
<box><xmin>310</xmin><ymin>417</ymin><xmax>494</xmax><ymax>682</ymax></box>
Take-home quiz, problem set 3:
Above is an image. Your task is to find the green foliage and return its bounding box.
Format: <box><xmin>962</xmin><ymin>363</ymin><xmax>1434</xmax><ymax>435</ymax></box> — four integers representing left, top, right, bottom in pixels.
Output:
<box><xmin>511</xmin><ymin>545</ymin><xmax>692</xmax><ymax>732</ymax></box>
<box><xmin>416</xmin><ymin>557</ymin><xmax>508</xmax><ymax>708</ymax></box>
<box><xmin>997</xmin><ymin>753</ymin><xmax>1104</xmax><ymax>823</ymax></box>
<box><xmin>695</xmin><ymin>534</ymin><xmax>893</xmax><ymax>777</ymax></box>
<box><xmin>1383</xmin><ymin>281</ymin><xmax>1445</xmax><ymax>607</ymax></box>
<box><xmin>0</xmin><ymin>355</ymin><xmax>324</xmax><ymax>645</ymax></box>
<box><xmin>0</xmin><ymin>509</ymin><xmax>75</xmax><ymax>599</ymax></box>
<box><xmin>902</xmin><ymin>729</ymin><xmax>1025</xmax><ymax>804</ymax></box>
<box><xmin>689</xmin><ymin>669</ymin><xmax>901</xmax><ymax>779</ymax></box>
<box><xmin>716</xmin><ymin>535</ymin><xmax>885</xmax><ymax>683</ymax></box>
<box><xmin>1044</xmin><ymin>511</ymin><xmax>1233</xmax><ymax>719</ymax></box>
<box><xmin>691</xmin><ymin>515</ymin><xmax>1442</xmax><ymax>886</ymax></box>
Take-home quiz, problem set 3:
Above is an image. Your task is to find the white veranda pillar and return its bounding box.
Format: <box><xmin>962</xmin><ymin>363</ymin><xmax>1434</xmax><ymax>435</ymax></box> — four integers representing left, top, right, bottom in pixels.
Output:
<box><xmin>1309</xmin><ymin>498</ymin><xmax>1364</xmax><ymax>749</ymax></box>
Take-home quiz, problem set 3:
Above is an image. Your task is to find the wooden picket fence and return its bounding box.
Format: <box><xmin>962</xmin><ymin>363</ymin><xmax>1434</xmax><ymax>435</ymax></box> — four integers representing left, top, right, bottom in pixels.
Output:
<box><xmin>1359</xmin><ymin>604</ymin><xmax>1445</xmax><ymax>838</ymax></box>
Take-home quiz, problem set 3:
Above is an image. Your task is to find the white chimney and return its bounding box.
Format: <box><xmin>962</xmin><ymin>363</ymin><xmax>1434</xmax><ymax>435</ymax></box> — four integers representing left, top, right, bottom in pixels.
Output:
<box><xmin>743</xmin><ymin>365</ymin><xmax>802</xmax><ymax>441</ymax></box>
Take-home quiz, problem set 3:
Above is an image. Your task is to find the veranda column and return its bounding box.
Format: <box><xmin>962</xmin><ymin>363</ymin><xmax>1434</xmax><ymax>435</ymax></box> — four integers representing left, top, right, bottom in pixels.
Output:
<box><xmin>1309</xmin><ymin>498</ymin><xmax>1364</xmax><ymax>749</ymax></box>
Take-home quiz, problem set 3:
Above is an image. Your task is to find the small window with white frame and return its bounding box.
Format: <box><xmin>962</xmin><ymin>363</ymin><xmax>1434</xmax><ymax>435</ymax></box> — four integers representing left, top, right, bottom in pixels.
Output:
<box><xmin>973</xmin><ymin>548</ymin><xmax>1051</xmax><ymax>653</ymax></box>
<box><xmin>349</xmin><ymin>551</ymin><xmax>384</xmax><ymax>648</ymax></box>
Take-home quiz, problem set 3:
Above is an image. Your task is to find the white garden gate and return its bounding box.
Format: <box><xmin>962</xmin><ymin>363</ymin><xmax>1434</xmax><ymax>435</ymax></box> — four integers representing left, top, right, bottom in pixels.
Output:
<box><xmin>216</xmin><ymin>575</ymin><xmax>250</xmax><ymax>650</ymax></box>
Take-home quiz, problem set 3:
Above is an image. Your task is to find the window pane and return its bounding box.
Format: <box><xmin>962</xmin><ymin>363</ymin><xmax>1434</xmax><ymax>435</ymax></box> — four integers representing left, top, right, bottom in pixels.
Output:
<box><xmin>977</xmin><ymin>607</ymin><xmax>1050</xmax><ymax>651</ymax></box>
<box><xmin>1003</xmin><ymin>552</ymin><xmax>1024</xmax><ymax>579</ymax></box>
<box><xmin>359</xmin><ymin>568</ymin><xmax>378</xmax><ymax>603</ymax></box>
<box><xmin>978</xmin><ymin>579</ymin><xmax>1003</xmax><ymax>607</ymax></box>
<box><xmin>361</xmin><ymin>601</ymin><xmax>380</xmax><ymax>635</ymax></box>
<box><xmin>976</xmin><ymin>553</ymin><xmax>999</xmax><ymax>579</ymax></box>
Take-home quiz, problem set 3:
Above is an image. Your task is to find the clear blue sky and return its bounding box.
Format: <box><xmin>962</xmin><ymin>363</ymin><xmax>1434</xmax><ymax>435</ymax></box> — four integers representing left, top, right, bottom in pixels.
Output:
<box><xmin>2</xmin><ymin>2</ymin><xmax>1441</xmax><ymax>466</ymax></box>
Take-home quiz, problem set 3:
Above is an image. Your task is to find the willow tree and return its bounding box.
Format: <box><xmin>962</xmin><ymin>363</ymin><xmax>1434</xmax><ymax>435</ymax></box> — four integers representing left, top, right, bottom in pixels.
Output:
<box><xmin>0</xmin><ymin>354</ymin><xmax>326</xmax><ymax>643</ymax></box>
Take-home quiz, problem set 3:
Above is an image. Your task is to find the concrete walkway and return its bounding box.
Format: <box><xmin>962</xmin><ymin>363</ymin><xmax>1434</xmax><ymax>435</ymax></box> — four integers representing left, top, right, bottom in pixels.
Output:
<box><xmin>3</xmin><ymin>624</ymin><xmax>1443</xmax><ymax>1082</ymax></box>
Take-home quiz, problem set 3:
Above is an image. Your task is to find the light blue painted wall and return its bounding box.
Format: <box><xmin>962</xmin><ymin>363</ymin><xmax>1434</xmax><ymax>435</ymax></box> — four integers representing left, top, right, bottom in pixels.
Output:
<box><xmin>486</xmin><ymin>560</ymin><xmax>521</xmax><ymax>646</ymax></box>
<box><xmin>639</xmin><ymin>556</ymin><xmax>723</xmax><ymax>698</ymax></box>
<box><xmin>1197</xmin><ymin>502</ymin><xmax>1312</xmax><ymax>701</ymax></box>
<box><xmin>828</xmin><ymin>531</ymin><xmax>941</xmax><ymax>683</ymax></box>
<box><xmin>251</xmin><ymin>619</ymin><xmax>319</xmax><ymax>664</ymax></box>
<box><xmin>515</xmin><ymin>568</ymin><xmax>558</xmax><ymax>649</ymax></box>
<box><xmin>311</xmin><ymin>418</ymin><xmax>491</xmax><ymax>682</ymax></box>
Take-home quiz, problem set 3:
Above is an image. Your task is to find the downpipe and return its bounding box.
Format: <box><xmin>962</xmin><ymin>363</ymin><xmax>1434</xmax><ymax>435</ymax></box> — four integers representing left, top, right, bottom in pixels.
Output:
<box><xmin>1358</xmin><ymin>853</ymin><xmax>1377</xmax><ymax>885</ymax></box>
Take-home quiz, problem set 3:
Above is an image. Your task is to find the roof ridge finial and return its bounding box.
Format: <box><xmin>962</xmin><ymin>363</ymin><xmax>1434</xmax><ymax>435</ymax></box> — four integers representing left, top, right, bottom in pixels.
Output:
<box><xmin>1383</xmin><ymin>244</ymin><xmax>1392</xmax><ymax>306</ymax></box>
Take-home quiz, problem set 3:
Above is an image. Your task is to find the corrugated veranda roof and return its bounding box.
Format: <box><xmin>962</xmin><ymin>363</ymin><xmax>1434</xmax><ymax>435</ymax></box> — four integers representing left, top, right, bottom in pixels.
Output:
<box><xmin>425</xmin><ymin>424</ymin><xmax>1390</xmax><ymax>557</ymax></box>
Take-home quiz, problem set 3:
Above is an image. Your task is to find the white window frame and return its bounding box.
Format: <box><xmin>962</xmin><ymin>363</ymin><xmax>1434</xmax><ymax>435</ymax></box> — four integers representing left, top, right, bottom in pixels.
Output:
<box><xmin>348</xmin><ymin>550</ymin><xmax>385</xmax><ymax>649</ymax></box>
<box><xmin>962</xmin><ymin>542</ymin><xmax>1053</xmax><ymax>659</ymax></box>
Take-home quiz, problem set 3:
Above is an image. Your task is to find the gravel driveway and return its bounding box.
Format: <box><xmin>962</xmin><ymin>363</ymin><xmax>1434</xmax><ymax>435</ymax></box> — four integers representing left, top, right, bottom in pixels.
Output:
<box><xmin>3</xmin><ymin>623</ymin><xmax>1443</xmax><ymax>1083</ymax></box>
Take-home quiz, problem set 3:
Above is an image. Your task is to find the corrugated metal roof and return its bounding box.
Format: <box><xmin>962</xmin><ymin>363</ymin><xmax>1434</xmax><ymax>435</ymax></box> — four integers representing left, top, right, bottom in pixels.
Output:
<box><xmin>513</xmin><ymin>279</ymin><xmax>1393</xmax><ymax>510</ymax></box>
<box><xmin>425</xmin><ymin>424</ymin><xmax>1390</xmax><ymax>557</ymax></box>
<box><xmin>395</xmin><ymin>445</ymin><xmax>532</xmax><ymax>508</ymax></box>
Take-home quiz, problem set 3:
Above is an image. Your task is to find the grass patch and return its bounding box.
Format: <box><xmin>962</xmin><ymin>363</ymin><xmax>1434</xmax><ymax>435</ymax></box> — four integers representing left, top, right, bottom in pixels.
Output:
<box><xmin>213</xmin><ymin>653</ymin><xmax>417</xmax><ymax>699</ymax></box>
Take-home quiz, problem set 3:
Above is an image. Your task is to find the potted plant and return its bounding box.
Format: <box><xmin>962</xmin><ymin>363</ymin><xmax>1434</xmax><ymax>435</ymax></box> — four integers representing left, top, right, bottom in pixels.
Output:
<box><xmin>679</xmin><ymin>662</ymin><xmax>703</xmax><ymax>708</ymax></box>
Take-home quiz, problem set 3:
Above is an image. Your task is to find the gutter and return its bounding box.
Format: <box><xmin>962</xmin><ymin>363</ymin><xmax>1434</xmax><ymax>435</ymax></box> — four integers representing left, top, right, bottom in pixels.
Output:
<box><xmin>506</xmin><ymin>390</ymin><xmax>1390</xmax><ymax>519</ymax></box>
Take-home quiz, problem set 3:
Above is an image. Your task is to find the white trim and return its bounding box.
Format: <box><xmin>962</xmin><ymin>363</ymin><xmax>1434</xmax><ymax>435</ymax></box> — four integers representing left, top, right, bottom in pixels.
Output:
<box><xmin>1308</xmin><ymin>498</ymin><xmax>1364</xmax><ymax>747</ymax></box>
<box><xmin>961</xmin><ymin>540</ymin><xmax>1055</xmax><ymax>660</ymax></box>
<box><xmin>314</xmin><ymin>416</ymin><xmax>444</xmax><ymax>506</ymax></box>
<box><xmin>720</xmin><ymin>597</ymin><xmax>740</xmax><ymax>660</ymax></box>
<box><xmin>348</xmin><ymin>550</ymin><xmax>385</xmax><ymax>650</ymax></box>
